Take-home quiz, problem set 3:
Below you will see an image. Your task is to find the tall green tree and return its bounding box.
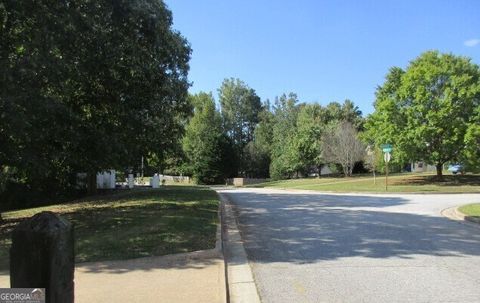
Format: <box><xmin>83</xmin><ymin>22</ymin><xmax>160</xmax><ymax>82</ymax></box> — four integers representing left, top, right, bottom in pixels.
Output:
<box><xmin>182</xmin><ymin>93</ymin><xmax>232</xmax><ymax>184</ymax></box>
<box><xmin>0</xmin><ymin>0</ymin><xmax>191</xmax><ymax>200</ymax></box>
<box><xmin>325</xmin><ymin>100</ymin><xmax>363</xmax><ymax>129</ymax></box>
<box><xmin>365</xmin><ymin>51</ymin><xmax>480</xmax><ymax>178</ymax></box>
<box><xmin>243</xmin><ymin>102</ymin><xmax>274</xmax><ymax>178</ymax></box>
<box><xmin>218</xmin><ymin>78</ymin><xmax>262</xmax><ymax>175</ymax></box>
<box><xmin>363</xmin><ymin>67</ymin><xmax>406</xmax><ymax>167</ymax></box>
<box><xmin>462</xmin><ymin>107</ymin><xmax>480</xmax><ymax>172</ymax></box>
<box><xmin>293</xmin><ymin>103</ymin><xmax>326</xmax><ymax>175</ymax></box>
<box><xmin>269</xmin><ymin>93</ymin><xmax>301</xmax><ymax>179</ymax></box>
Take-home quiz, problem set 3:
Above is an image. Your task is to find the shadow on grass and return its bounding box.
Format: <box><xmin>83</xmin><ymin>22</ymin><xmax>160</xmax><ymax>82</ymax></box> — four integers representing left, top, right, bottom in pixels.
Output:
<box><xmin>249</xmin><ymin>174</ymin><xmax>480</xmax><ymax>190</ymax></box>
<box><xmin>223</xmin><ymin>191</ymin><xmax>480</xmax><ymax>265</ymax></box>
<box><xmin>0</xmin><ymin>186</ymin><xmax>220</xmax><ymax>273</ymax></box>
<box><xmin>392</xmin><ymin>174</ymin><xmax>480</xmax><ymax>186</ymax></box>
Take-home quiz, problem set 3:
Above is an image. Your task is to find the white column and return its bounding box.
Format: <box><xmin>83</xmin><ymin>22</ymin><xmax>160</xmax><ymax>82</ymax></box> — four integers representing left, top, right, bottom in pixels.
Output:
<box><xmin>128</xmin><ymin>174</ymin><xmax>134</xmax><ymax>189</ymax></box>
<box><xmin>151</xmin><ymin>174</ymin><xmax>160</xmax><ymax>188</ymax></box>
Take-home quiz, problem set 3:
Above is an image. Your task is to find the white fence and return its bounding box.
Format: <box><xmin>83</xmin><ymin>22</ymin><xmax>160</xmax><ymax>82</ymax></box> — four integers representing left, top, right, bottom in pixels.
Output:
<box><xmin>97</xmin><ymin>170</ymin><xmax>116</xmax><ymax>189</ymax></box>
<box><xmin>78</xmin><ymin>171</ymin><xmax>191</xmax><ymax>190</ymax></box>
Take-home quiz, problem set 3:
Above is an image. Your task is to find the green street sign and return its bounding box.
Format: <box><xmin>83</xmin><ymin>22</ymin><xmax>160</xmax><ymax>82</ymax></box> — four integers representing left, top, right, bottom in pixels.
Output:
<box><xmin>381</xmin><ymin>144</ymin><xmax>393</xmax><ymax>153</ymax></box>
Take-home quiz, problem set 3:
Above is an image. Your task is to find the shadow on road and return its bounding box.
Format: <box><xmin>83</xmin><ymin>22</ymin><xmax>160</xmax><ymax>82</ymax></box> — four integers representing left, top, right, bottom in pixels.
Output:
<box><xmin>226</xmin><ymin>192</ymin><xmax>480</xmax><ymax>264</ymax></box>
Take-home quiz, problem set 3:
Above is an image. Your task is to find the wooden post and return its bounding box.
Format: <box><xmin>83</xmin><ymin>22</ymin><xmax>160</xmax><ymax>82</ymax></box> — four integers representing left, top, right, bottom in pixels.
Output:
<box><xmin>10</xmin><ymin>211</ymin><xmax>74</xmax><ymax>303</ymax></box>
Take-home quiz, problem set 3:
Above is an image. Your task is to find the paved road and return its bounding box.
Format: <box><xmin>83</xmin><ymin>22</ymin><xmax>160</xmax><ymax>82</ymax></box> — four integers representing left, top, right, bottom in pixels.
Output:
<box><xmin>220</xmin><ymin>188</ymin><xmax>480</xmax><ymax>303</ymax></box>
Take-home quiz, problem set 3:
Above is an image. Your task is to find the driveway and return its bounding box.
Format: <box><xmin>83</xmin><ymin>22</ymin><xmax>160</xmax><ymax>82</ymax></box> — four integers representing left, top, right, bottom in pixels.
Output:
<box><xmin>219</xmin><ymin>188</ymin><xmax>480</xmax><ymax>303</ymax></box>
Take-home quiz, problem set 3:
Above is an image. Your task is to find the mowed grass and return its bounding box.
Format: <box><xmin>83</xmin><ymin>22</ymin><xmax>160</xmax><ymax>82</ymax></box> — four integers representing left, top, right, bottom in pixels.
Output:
<box><xmin>0</xmin><ymin>186</ymin><xmax>219</xmax><ymax>271</ymax></box>
<box><xmin>458</xmin><ymin>203</ymin><xmax>480</xmax><ymax>218</ymax></box>
<box><xmin>249</xmin><ymin>173</ymin><xmax>480</xmax><ymax>193</ymax></box>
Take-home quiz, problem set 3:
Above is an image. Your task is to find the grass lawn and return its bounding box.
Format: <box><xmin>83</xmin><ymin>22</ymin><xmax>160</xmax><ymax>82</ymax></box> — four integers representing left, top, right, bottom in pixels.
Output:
<box><xmin>458</xmin><ymin>203</ymin><xmax>480</xmax><ymax>218</ymax></box>
<box><xmin>0</xmin><ymin>186</ymin><xmax>219</xmax><ymax>271</ymax></box>
<box><xmin>249</xmin><ymin>173</ymin><xmax>480</xmax><ymax>193</ymax></box>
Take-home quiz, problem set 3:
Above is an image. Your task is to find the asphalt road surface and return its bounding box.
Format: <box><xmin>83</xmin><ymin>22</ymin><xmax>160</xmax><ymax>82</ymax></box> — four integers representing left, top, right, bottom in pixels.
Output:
<box><xmin>220</xmin><ymin>188</ymin><xmax>480</xmax><ymax>303</ymax></box>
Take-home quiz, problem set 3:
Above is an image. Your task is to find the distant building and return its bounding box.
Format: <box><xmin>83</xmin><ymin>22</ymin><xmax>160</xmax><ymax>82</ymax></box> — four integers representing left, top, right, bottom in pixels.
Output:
<box><xmin>308</xmin><ymin>165</ymin><xmax>333</xmax><ymax>177</ymax></box>
<box><xmin>410</xmin><ymin>162</ymin><xmax>437</xmax><ymax>173</ymax></box>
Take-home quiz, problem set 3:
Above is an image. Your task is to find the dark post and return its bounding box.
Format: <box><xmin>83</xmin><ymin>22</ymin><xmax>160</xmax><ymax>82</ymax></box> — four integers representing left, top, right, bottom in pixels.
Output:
<box><xmin>10</xmin><ymin>211</ymin><xmax>74</xmax><ymax>303</ymax></box>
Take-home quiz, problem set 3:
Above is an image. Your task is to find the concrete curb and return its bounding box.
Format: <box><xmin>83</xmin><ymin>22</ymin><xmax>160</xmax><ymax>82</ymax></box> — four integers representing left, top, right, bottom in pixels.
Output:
<box><xmin>453</xmin><ymin>207</ymin><xmax>480</xmax><ymax>225</ymax></box>
<box><xmin>441</xmin><ymin>206</ymin><xmax>480</xmax><ymax>228</ymax></box>
<box><xmin>217</xmin><ymin>192</ymin><xmax>262</xmax><ymax>303</ymax></box>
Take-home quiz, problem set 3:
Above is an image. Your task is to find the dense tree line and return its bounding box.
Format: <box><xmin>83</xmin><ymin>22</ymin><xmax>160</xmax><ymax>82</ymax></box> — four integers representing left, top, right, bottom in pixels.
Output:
<box><xmin>181</xmin><ymin>86</ymin><xmax>365</xmax><ymax>183</ymax></box>
<box><xmin>182</xmin><ymin>93</ymin><xmax>234</xmax><ymax>184</ymax></box>
<box><xmin>0</xmin><ymin>0</ymin><xmax>191</xmax><ymax>207</ymax></box>
<box><xmin>181</xmin><ymin>51</ymin><xmax>480</xmax><ymax>183</ymax></box>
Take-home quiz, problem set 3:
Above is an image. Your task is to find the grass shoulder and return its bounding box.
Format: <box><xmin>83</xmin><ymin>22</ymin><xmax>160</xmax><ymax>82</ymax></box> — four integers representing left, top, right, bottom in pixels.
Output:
<box><xmin>248</xmin><ymin>173</ymin><xmax>480</xmax><ymax>193</ymax></box>
<box><xmin>0</xmin><ymin>186</ymin><xmax>219</xmax><ymax>271</ymax></box>
<box><xmin>458</xmin><ymin>203</ymin><xmax>480</xmax><ymax>218</ymax></box>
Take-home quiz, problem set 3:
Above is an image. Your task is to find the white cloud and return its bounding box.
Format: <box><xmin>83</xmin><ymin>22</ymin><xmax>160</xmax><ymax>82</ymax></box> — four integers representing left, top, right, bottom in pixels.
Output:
<box><xmin>464</xmin><ymin>39</ymin><xmax>480</xmax><ymax>47</ymax></box>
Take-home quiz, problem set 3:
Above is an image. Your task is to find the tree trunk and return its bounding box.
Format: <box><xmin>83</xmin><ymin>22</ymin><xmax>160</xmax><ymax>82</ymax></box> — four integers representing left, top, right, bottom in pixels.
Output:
<box><xmin>436</xmin><ymin>163</ymin><xmax>443</xmax><ymax>180</ymax></box>
<box><xmin>317</xmin><ymin>165</ymin><xmax>322</xmax><ymax>178</ymax></box>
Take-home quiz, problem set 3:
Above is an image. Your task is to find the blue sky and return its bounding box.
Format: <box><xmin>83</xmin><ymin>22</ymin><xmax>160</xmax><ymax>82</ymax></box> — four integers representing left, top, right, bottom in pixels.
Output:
<box><xmin>165</xmin><ymin>0</ymin><xmax>480</xmax><ymax>115</ymax></box>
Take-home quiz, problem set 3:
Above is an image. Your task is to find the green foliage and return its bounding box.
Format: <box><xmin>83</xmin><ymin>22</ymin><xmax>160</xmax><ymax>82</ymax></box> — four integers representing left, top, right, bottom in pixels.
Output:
<box><xmin>292</xmin><ymin>103</ymin><xmax>326</xmax><ymax>173</ymax></box>
<box><xmin>243</xmin><ymin>141</ymin><xmax>269</xmax><ymax>178</ymax></box>
<box><xmin>0</xmin><ymin>0</ymin><xmax>191</xmax><ymax>200</ymax></box>
<box><xmin>253</xmin><ymin>104</ymin><xmax>275</xmax><ymax>157</ymax></box>
<box><xmin>269</xmin><ymin>93</ymin><xmax>301</xmax><ymax>179</ymax></box>
<box><xmin>182</xmin><ymin>93</ymin><xmax>232</xmax><ymax>184</ymax></box>
<box><xmin>218</xmin><ymin>78</ymin><xmax>262</xmax><ymax>175</ymax></box>
<box><xmin>363</xmin><ymin>67</ymin><xmax>407</xmax><ymax>166</ymax></box>
<box><xmin>365</xmin><ymin>51</ymin><xmax>480</xmax><ymax>176</ymax></box>
<box><xmin>243</xmin><ymin>104</ymin><xmax>274</xmax><ymax>178</ymax></box>
<box><xmin>254</xmin><ymin>95</ymin><xmax>365</xmax><ymax>180</ymax></box>
<box><xmin>324</xmin><ymin>100</ymin><xmax>364</xmax><ymax>129</ymax></box>
<box><xmin>364</xmin><ymin>145</ymin><xmax>384</xmax><ymax>173</ymax></box>
<box><xmin>462</xmin><ymin>108</ymin><xmax>480</xmax><ymax>172</ymax></box>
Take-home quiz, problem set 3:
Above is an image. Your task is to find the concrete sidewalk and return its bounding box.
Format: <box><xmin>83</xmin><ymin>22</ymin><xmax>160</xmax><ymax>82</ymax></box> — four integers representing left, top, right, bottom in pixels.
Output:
<box><xmin>0</xmin><ymin>254</ymin><xmax>226</xmax><ymax>303</ymax></box>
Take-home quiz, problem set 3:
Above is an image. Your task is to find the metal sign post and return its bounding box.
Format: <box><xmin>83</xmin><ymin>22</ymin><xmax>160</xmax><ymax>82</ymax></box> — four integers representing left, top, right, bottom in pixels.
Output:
<box><xmin>384</xmin><ymin>152</ymin><xmax>391</xmax><ymax>191</ymax></box>
<box><xmin>381</xmin><ymin>144</ymin><xmax>392</xmax><ymax>191</ymax></box>
<box><xmin>366</xmin><ymin>145</ymin><xmax>376</xmax><ymax>185</ymax></box>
